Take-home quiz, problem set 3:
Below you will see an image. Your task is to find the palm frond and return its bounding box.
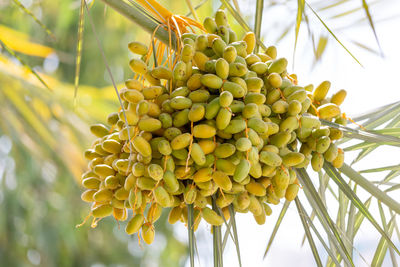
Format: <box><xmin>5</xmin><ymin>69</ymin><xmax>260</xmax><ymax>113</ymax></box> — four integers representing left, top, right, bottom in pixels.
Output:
<box><xmin>296</xmin><ymin>198</ymin><xmax>341</xmax><ymax>266</ymax></box>
<box><xmin>315</xmin><ymin>35</ymin><xmax>328</xmax><ymax>62</ymax></box>
<box><xmin>0</xmin><ymin>40</ymin><xmax>49</xmax><ymax>89</ymax></box>
<box><xmin>345</xmin><ymin>184</ymin><xmax>357</xmax><ymax>253</ymax></box>
<box><xmin>340</xmin><ymin>164</ymin><xmax>400</xmax><ymax>214</ymax></box>
<box><xmin>263</xmin><ymin>201</ymin><xmax>290</xmax><ymax>258</ymax></box>
<box><xmin>220</xmin><ymin>205</ymin><xmax>242</xmax><ymax>267</ymax></box>
<box><xmin>222</xmin><ymin>216</ymin><xmax>233</xmax><ymax>250</ymax></box>
<box><xmin>319</xmin><ymin>118</ymin><xmax>400</xmax><ymax>146</ymax></box>
<box><xmin>0</xmin><ymin>24</ymin><xmax>54</xmax><ymax>57</ymax></box>
<box><xmin>324</xmin><ymin>163</ymin><xmax>400</xmax><ymax>255</ymax></box>
<box><xmin>360</xmin><ymin>165</ymin><xmax>400</xmax><ymax>173</ymax></box>
<box><xmin>228</xmin><ymin>205</ymin><xmax>242</xmax><ymax>267</ymax></box>
<box><xmin>275</xmin><ymin>22</ymin><xmax>294</xmax><ymax>43</ymax></box>
<box><xmin>232</xmin><ymin>0</ymin><xmax>242</xmax><ymax>17</ymax></box>
<box><xmin>303</xmin><ymin>9</ymin><xmax>317</xmax><ymax>59</ymax></box>
<box><xmin>352</xmin><ymin>101</ymin><xmax>400</xmax><ymax>122</ymax></box>
<box><xmin>188</xmin><ymin>204</ymin><xmax>195</xmax><ymax>267</ymax></box>
<box><xmin>301</xmin><ymin>172</ymin><xmax>330</xmax><ymax>246</ymax></box>
<box><xmin>305</xmin><ymin>1</ymin><xmax>362</xmax><ymax>66</ymax></box>
<box><xmin>12</xmin><ymin>0</ymin><xmax>56</xmax><ymax>40</ymax></box>
<box><xmin>254</xmin><ymin>0</ymin><xmax>264</xmax><ymax>53</ymax></box>
<box><xmin>101</xmin><ymin>0</ymin><xmax>176</xmax><ymax>47</ymax></box>
<box><xmin>297</xmin><ymin>169</ymin><xmax>355</xmax><ymax>266</ymax></box>
<box><xmin>350</xmin><ymin>39</ymin><xmax>381</xmax><ymax>56</ymax></box>
<box><xmin>185</xmin><ymin>0</ymin><xmax>199</xmax><ymax>21</ymax></box>
<box><xmin>185</xmin><ymin>0</ymin><xmax>209</xmax><ymax>17</ymax></box>
<box><xmin>344</xmin><ymin>114</ymin><xmax>400</xmax><ymax>163</ymax></box>
<box><xmin>212</xmin><ymin>197</ymin><xmax>223</xmax><ymax>267</ymax></box>
<box><xmin>295</xmin><ymin>198</ymin><xmax>323</xmax><ymax>267</ymax></box>
<box><xmin>293</xmin><ymin>0</ymin><xmax>305</xmax><ymax>63</ymax></box>
<box><xmin>0</xmin><ymin>56</ymin><xmax>113</xmax><ymax>180</ymax></box>
<box><xmin>352</xmin><ymin>197</ymin><xmax>372</xmax><ymax>238</ymax></box>
<box><xmin>212</xmin><ymin>196</ymin><xmax>236</xmax><ymax>248</ymax></box>
<box><xmin>361</xmin><ymin>104</ymin><xmax>400</xmax><ymax>130</ymax></box>
<box><xmin>361</xmin><ymin>0</ymin><xmax>383</xmax><ymax>55</ymax></box>
<box><xmin>74</xmin><ymin>0</ymin><xmax>86</xmax><ymax>104</ymax></box>
<box><xmin>372</xmin><ymin>207</ymin><xmax>396</xmax><ymax>266</ymax></box>
<box><xmin>387</xmin><ymin>210</ymin><xmax>399</xmax><ymax>266</ymax></box>
<box><xmin>318</xmin><ymin>0</ymin><xmax>350</xmax><ymax>12</ymax></box>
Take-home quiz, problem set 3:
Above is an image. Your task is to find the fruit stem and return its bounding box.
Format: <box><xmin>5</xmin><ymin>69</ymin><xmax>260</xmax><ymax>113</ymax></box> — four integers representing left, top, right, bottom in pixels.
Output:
<box><xmin>188</xmin><ymin>204</ymin><xmax>195</xmax><ymax>267</ymax></box>
<box><xmin>101</xmin><ymin>0</ymin><xmax>177</xmax><ymax>48</ymax></box>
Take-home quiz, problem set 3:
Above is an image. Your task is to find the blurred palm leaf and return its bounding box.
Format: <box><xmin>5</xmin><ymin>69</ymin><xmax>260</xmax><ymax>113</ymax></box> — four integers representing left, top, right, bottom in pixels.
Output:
<box><xmin>11</xmin><ymin>0</ymin><xmax>56</xmax><ymax>40</ymax></box>
<box><xmin>0</xmin><ymin>2</ymin><xmax>187</xmax><ymax>264</ymax></box>
<box><xmin>0</xmin><ymin>24</ymin><xmax>54</xmax><ymax>58</ymax></box>
<box><xmin>294</xmin><ymin>0</ymin><xmax>305</xmax><ymax>61</ymax></box>
<box><xmin>251</xmin><ymin>0</ymin><xmax>387</xmax><ymax>65</ymax></box>
<box><xmin>306</xmin><ymin>1</ymin><xmax>363</xmax><ymax>66</ymax></box>
<box><xmin>315</xmin><ymin>35</ymin><xmax>328</xmax><ymax>61</ymax></box>
<box><xmin>0</xmin><ymin>39</ymin><xmax>49</xmax><ymax>89</ymax></box>
<box><xmin>0</xmin><ymin>52</ymin><xmax>113</xmax><ymax>179</ymax></box>
<box><xmin>74</xmin><ymin>0</ymin><xmax>86</xmax><ymax>102</ymax></box>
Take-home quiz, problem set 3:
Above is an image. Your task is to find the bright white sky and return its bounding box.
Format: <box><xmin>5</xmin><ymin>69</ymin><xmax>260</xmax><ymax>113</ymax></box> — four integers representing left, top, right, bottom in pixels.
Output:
<box><xmin>178</xmin><ymin>1</ymin><xmax>400</xmax><ymax>266</ymax></box>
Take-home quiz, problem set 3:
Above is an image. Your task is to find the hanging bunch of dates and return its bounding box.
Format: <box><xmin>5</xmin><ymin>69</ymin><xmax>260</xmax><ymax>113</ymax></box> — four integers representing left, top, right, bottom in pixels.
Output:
<box><xmin>80</xmin><ymin>9</ymin><xmax>347</xmax><ymax>244</ymax></box>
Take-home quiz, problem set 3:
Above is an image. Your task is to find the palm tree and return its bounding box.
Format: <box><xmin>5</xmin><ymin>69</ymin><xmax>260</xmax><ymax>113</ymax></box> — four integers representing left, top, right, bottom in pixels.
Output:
<box><xmin>2</xmin><ymin>0</ymin><xmax>400</xmax><ymax>266</ymax></box>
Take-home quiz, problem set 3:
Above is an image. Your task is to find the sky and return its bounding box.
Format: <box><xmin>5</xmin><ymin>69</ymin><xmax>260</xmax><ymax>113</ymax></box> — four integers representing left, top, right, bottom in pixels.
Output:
<box><xmin>179</xmin><ymin>0</ymin><xmax>400</xmax><ymax>266</ymax></box>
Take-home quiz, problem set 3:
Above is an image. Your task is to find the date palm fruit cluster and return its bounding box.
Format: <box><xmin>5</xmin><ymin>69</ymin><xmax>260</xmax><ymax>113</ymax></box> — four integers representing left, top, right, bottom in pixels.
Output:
<box><xmin>80</xmin><ymin>9</ymin><xmax>346</xmax><ymax>244</ymax></box>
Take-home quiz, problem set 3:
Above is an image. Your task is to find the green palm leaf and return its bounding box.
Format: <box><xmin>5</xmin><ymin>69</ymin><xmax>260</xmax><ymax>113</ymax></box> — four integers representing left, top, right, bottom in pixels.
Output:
<box><xmin>371</xmin><ymin>210</ymin><xmax>396</xmax><ymax>266</ymax></box>
<box><xmin>294</xmin><ymin>0</ymin><xmax>305</xmax><ymax>62</ymax></box>
<box><xmin>254</xmin><ymin>0</ymin><xmax>264</xmax><ymax>53</ymax></box>
<box><xmin>212</xmin><ymin>197</ymin><xmax>223</xmax><ymax>267</ymax></box>
<box><xmin>263</xmin><ymin>200</ymin><xmax>290</xmax><ymax>258</ymax></box>
<box><xmin>340</xmin><ymin>163</ymin><xmax>400</xmax><ymax>214</ymax></box>
<box><xmin>74</xmin><ymin>0</ymin><xmax>85</xmax><ymax>103</ymax></box>
<box><xmin>319</xmin><ymin>118</ymin><xmax>400</xmax><ymax>146</ymax></box>
<box><xmin>361</xmin><ymin>0</ymin><xmax>383</xmax><ymax>55</ymax></box>
<box><xmin>0</xmin><ymin>40</ymin><xmax>49</xmax><ymax>89</ymax></box>
<box><xmin>188</xmin><ymin>204</ymin><xmax>195</xmax><ymax>267</ymax></box>
<box><xmin>305</xmin><ymin>1</ymin><xmax>362</xmax><ymax>66</ymax></box>
<box><xmin>101</xmin><ymin>0</ymin><xmax>176</xmax><ymax>47</ymax></box>
<box><xmin>228</xmin><ymin>205</ymin><xmax>242</xmax><ymax>267</ymax></box>
<box><xmin>295</xmin><ymin>198</ymin><xmax>323</xmax><ymax>267</ymax></box>
<box><xmin>12</xmin><ymin>0</ymin><xmax>56</xmax><ymax>40</ymax></box>
<box><xmin>297</xmin><ymin>168</ymin><xmax>355</xmax><ymax>267</ymax></box>
<box><xmin>352</xmin><ymin>101</ymin><xmax>400</xmax><ymax>122</ymax></box>
<box><xmin>360</xmin><ymin>164</ymin><xmax>400</xmax><ymax>173</ymax></box>
<box><xmin>296</xmin><ymin>198</ymin><xmax>341</xmax><ymax>266</ymax></box>
<box><xmin>324</xmin><ymin>163</ymin><xmax>400</xmax><ymax>255</ymax></box>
